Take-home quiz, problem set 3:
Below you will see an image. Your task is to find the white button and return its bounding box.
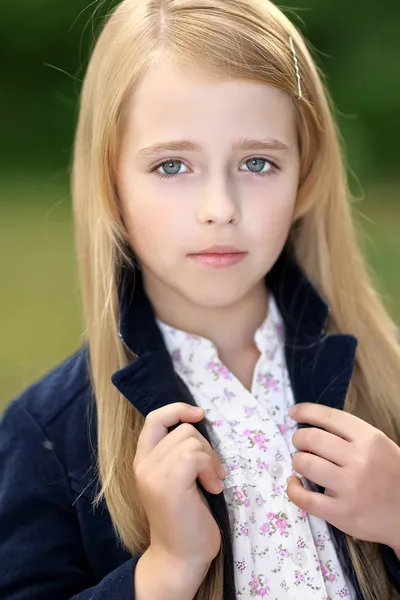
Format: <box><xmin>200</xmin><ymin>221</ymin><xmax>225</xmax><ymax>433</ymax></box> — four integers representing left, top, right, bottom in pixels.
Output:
<box><xmin>268</xmin><ymin>462</ymin><xmax>283</xmax><ymax>478</ymax></box>
<box><xmin>291</xmin><ymin>549</ymin><xmax>307</xmax><ymax>566</ymax></box>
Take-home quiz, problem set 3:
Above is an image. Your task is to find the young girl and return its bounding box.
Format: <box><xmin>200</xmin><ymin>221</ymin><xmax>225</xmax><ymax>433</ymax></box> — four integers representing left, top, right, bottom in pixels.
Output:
<box><xmin>1</xmin><ymin>0</ymin><xmax>400</xmax><ymax>599</ymax></box>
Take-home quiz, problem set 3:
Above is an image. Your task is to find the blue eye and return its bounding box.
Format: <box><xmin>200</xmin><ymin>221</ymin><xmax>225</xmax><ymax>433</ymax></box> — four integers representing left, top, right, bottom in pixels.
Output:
<box><xmin>241</xmin><ymin>158</ymin><xmax>272</xmax><ymax>174</ymax></box>
<box><xmin>155</xmin><ymin>160</ymin><xmax>187</xmax><ymax>178</ymax></box>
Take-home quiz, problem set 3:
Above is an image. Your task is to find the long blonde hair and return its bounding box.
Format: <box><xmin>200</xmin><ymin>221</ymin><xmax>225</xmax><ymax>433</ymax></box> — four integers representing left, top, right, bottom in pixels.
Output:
<box><xmin>72</xmin><ymin>1</ymin><xmax>400</xmax><ymax>598</ymax></box>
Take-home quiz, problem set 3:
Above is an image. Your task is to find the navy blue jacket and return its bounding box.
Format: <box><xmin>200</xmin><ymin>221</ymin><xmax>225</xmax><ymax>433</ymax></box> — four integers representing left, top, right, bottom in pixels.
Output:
<box><xmin>1</xmin><ymin>248</ymin><xmax>399</xmax><ymax>599</ymax></box>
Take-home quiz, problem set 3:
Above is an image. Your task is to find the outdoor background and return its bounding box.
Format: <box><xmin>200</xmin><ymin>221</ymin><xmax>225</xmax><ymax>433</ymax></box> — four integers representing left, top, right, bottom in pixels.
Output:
<box><xmin>1</xmin><ymin>0</ymin><xmax>399</xmax><ymax>409</ymax></box>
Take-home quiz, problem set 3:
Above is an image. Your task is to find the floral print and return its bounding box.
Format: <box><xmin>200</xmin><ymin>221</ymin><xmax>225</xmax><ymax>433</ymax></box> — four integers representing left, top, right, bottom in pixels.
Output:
<box><xmin>157</xmin><ymin>294</ymin><xmax>356</xmax><ymax>599</ymax></box>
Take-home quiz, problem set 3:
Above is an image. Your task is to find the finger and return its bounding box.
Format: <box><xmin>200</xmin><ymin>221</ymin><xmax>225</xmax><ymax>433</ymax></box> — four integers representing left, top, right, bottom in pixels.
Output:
<box><xmin>292</xmin><ymin>451</ymin><xmax>342</xmax><ymax>491</ymax></box>
<box><xmin>135</xmin><ymin>403</ymin><xmax>205</xmax><ymax>463</ymax></box>
<box><xmin>292</xmin><ymin>427</ymin><xmax>350</xmax><ymax>467</ymax></box>
<box><xmin>166</xmin><ymin>444</ymin><xmax>225</xmax><ymax>495</ymax></box>
<box><xmin>196</xmin><ymin>452</ymin><xmax>226</xmax><ymax>495</ymax></box>
<box><xmin>289</xmin><ymin>403</ymin><xmax>368</xmax><ymax>442</ymax></box>
<box><xmin>150</xmin><ymin>422</ymin><xmax>226</xmax><ymax>479</ymax></box>
<box><xmin>287</xmin><ymin>476</ymin><xmax>338</xmax><ymax>522</ymax></box>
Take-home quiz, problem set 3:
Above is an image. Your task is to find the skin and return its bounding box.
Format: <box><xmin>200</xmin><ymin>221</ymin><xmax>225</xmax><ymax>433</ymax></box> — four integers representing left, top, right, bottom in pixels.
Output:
<box><xmin>117</xmin><ymin>62</ymin><xmax>300</xmax><ymax>388</ymax></box>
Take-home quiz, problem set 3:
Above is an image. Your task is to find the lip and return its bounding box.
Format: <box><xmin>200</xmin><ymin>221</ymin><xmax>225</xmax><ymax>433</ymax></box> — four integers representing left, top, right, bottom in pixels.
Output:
<box><xmin>187</xmin><ymin>245</ymin><xmax>248</xmax><ymax>268</ymax></box>
<box><xmin>189</xmin><ymin>245</ymin><xmax>245</xmax><ymax>254</ymax></box>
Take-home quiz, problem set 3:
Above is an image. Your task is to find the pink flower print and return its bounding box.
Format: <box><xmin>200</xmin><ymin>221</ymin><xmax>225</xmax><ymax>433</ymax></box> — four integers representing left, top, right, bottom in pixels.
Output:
<box><xmin>328</xmin><ymin>573</ymin><xmax>336</xmax><ymax>583</ymax></box>
<box><xmin>281</xmin><ymin>530</ymin><xmax>289</xmax><ymax>538</ymax></box>
<box><xmin>239</xmin><ymin>524</ymin><xmax>249</xmax><ymax>536</ymax></box>
<box><xmin>260</xmin><ymin>522</ymin><xmax>270</xmax><ymax>534</ymax></box>
<box><xmin>207</xmin><ymin>360</ymin><xmax>219</xmax><ymax>370</ymax></box>
<box><xmin>256</xmin><ymin>494</ymin><xmax>265</xmax><ymax>507</ymax></box>
<box><xmin>319</xmin><ymin>561</ymin><xmax>328</xmax><ymax>577</ymax></box>
<box><xmin>279</xmin><ymin>548</ymin><xmax>290</xmax><ymax>557</ymax></box>
<box><xmin>253</xmin><ymin>433</ymin><xmax>268</xmax><ymax>450</ymax></box>
<box><xmin>244</xmin><ymin>405</ymin><xmax>256</xmax><ymax>415</ymax></box>
<box><xmin>267</xmin><ymin>512</ymin><xmax>275</xmax><ymax>520</ymax></box>
<box><xmin>224</xmin><ymin>388</ymin><xmax>236</xmax><ymax>400</ymax></box>
<box><xmin>235</xmin><ymin>559</ymin><xmax>246</xmax><ymax>574</ymax></box>
<box><xmin>235</xmin><ymin>490</ymin><xmax>244</xmax><ymax>500</ymax></box>
<box><xmin>217</xmin><ymin>365</ymin><xmax>232</xmax><ymax>379</ymax></box>
<box><xmin>250</xmin><ymin>579</ymin><xmax>258</xmax><ymax>590</ymax></box>
<box><xmin>213</xmin><ymin>419</ymin><xmax>223</xmax><ymax>427</ymax></box>
<box><xmin>266</xmin><ymin>376</ymin><xmax>279</xmax><ymax>391</ymax></box>
<box><xmin>295</xmin><ymin>571</ymin><xmax>305</xmax><ymax>582</ymax></box>
<box><xmin>243</xmin><ymin>498</ymin><xmax>250</xmax><ymax>507</ymax></box>
<box><xmin>278</xmin><ymin>423</ymin><xmax>289</xmax><ymax>434</ymax></box>
<box><xmin>257</xmin><ymin>373</ymin><xmax>268</xmax><ymax>385</ymax></box>
<box><xmin>242</xmin><ymin>429</ymin><xmax>253</xmax><ymax>436</ymax></box>
<box><xmin>271</xmin><ymin>484</ymin><xmax>283</xmax><ymax>497</ymax></box>
<box><xmin>257</xmin><ymin>373</ymin><xmax>279</xmax><ymax>391</ymax></box>
<box><xmin>259</xmin><ymin>588</ymin><xmax>268</xmax><ymax>596</ymax></box>
<box><xmin>256</xmin><ymin>460</ymin><xmax>268</xmax><ymax>471</ymax></box>
<box><xmin>276</xmin><ymin>518</ymin><xmax>288</xmax><ymax>530</ymax></box>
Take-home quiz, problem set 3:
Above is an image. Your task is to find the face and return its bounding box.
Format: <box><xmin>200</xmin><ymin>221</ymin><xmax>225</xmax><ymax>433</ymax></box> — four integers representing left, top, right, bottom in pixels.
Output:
<box><xmin>117</xmin><ymin>63</ymin><xmax>300</xmax><ymax>309</ymax></box>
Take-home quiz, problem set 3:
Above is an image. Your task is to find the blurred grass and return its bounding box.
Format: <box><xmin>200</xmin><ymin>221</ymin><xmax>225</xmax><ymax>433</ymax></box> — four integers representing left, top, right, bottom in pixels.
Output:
<box><xmin>1</xmin><ymin>176</ymin><xmax>399</xmax><ymax>411</ymax></box>
<box><xmin>0</xmin><ymin>174</ymin><xmax>83</xmax><ymax>410</ymax></box>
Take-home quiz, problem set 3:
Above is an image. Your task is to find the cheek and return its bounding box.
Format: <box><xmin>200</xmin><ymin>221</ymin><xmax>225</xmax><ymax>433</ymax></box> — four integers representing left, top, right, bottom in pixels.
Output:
<box><xmin>251</xmin><ymin>182</ymin><xmax>297</xmax><ymax>242</ymax></box>
<box><xmin>122</xmin><ymin>194</ymin><xmax>181</xmax><ymax>260</ymax></box>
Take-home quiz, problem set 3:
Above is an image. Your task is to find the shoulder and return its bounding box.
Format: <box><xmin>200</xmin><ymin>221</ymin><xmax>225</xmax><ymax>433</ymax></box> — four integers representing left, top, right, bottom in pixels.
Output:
<box><xmin>3</xmin><ymin>346</ymin><xmax>90</xmax><ymax>428</ymax></box>
<box><xmin>1</xmin><ymin>347</ymin><xmax>97</xmax><ymax>499</ymax></box>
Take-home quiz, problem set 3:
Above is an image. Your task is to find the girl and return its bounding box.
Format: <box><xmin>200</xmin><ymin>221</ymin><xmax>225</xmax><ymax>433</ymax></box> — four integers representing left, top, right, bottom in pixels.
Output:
<box><xmin>0</xmin><ymin>0</ymin><xmax>399</xmax><ymax>599</ymax></box>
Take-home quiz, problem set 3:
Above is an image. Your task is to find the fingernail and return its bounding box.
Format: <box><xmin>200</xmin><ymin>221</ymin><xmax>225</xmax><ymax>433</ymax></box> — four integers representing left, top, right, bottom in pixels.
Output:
<box><xmin>218</xmin><ymin>465</ymin><xmax>227</xmax><ymax>479</ymax></box>
<box><xmin>218</xmin><ymin>480</ymin><xmax>225</xmax><ymax>491</ymax></box>
<box><xmin>193</xmin><ymin>406</ymin><xmax>204</xmax><ymax>413</ymax></box>
<box><xmin>288</xmin><ymin>406</ymin><xmax>297</xmax><ymax>416</ymax></box>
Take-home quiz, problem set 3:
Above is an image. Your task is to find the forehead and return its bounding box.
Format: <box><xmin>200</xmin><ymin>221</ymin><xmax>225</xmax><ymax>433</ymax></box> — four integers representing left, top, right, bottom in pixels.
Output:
<box><xmin>124</xmin><ymin>63</ymin><xmax>297</xmax><ymax>149</ymax></box>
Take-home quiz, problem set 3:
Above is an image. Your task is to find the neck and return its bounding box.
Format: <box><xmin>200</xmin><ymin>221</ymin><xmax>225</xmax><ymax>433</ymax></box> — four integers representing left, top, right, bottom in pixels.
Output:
<box><xmin>142</xmin><ymin>269</ymin><xmax>269</xmax><ymax>361</ymax></box>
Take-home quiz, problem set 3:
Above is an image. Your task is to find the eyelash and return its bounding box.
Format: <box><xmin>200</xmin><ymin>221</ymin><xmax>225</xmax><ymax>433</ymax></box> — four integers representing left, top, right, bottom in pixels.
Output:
<box><xmin>150</xmin><ymin>157</ymin><xmax>280</xmax><ymax>179</ymax></box>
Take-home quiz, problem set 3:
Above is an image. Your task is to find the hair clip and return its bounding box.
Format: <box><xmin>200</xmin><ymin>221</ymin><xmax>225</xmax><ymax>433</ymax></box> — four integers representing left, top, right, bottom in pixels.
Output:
<box><xmin>289</xmin><ymin>36</ymin><xmax>302</xmax><ymax>100</ymax></box>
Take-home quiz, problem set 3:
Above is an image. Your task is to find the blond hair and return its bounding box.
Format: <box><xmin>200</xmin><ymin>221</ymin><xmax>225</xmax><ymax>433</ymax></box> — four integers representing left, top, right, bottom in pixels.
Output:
<box><xmin>72</xmin><ymin>1</ymin><xmax>400</xmax><ymax>598</ymax></box>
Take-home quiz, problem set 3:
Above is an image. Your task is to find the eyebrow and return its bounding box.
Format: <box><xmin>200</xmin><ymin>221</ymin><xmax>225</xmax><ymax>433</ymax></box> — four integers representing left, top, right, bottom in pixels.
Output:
<box><xmin>136</xmin><ymin>137</ymin><xmax>289</xmax><ymax>159</ymax></box>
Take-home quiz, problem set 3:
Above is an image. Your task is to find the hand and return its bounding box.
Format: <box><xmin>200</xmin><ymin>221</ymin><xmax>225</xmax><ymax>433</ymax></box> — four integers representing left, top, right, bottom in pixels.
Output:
<box><xmin>133</xmin><ymin>403</ymin><xmax>226</xmax><ymax>570</ymax></box>
<box><xmin>287</xmin><ymin>403</ymin><xmax>400</xmax><ymax>550</ymax></box>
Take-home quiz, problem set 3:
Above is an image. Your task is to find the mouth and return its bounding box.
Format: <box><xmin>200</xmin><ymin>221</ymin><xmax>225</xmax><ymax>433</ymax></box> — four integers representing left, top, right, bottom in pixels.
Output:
<box><xmin>187</xmin><ymin>245</ymin><xmax>248</xmax><ymax>268</ymax></box>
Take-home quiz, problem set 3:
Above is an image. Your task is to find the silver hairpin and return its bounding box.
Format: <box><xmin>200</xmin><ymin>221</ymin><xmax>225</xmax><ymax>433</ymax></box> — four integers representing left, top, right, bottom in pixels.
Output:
<box><xmin>289</xmin><ymin>36</ymin><xmax>302</xmax><ymax>100</ymax></box>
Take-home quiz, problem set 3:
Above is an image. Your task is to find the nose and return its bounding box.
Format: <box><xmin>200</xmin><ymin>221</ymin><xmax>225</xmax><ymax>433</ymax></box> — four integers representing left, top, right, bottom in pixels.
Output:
<box><xmin>196</xmin><ymin>179</ymin><xmax>241</xmax><ymax>226</ymax></box>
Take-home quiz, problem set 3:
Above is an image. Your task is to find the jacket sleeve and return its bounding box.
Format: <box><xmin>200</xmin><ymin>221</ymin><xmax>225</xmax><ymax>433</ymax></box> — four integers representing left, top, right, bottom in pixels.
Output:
<box><xmin>0</xmin><ymin>400</ymin><xmax>141</xmax><ymax>600</ymax></box>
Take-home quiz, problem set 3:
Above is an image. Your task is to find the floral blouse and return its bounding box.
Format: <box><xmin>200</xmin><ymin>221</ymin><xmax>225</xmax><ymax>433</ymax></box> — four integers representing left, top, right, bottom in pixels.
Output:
<box><xmin>157</xmin><ymin>294</ymin><xmax>356</xmax><ymax>599</ymax></box>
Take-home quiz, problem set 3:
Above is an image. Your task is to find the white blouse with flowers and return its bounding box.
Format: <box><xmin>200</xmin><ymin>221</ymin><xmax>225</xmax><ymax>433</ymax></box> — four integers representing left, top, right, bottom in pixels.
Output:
<box><xmin>157</xmin><ymin>294</ymin><xmax>356</xmax><ymax>599</ymax></box>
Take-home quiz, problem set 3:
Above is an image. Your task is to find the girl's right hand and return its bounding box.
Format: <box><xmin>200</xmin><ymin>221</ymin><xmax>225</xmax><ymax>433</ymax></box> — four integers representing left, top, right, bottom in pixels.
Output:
<box><xmin>133</xmin><ymin>403</ymin><xmax>226</xmax><ymax>568</ymax></box>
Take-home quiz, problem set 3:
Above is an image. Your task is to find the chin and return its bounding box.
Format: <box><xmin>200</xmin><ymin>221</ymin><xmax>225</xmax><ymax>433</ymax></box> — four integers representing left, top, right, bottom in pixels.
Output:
<box><xmin>180</xmin><ymin>279</ymin><xmax>256</xmax><ymax>309</ymax></box>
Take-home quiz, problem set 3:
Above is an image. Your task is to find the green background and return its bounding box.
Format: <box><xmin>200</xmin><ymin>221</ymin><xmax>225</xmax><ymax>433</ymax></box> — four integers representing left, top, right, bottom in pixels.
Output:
<box><xmin>1</xmin><ymin>0</ymin><xmax>399</xmax><ymax>408</ymax></box>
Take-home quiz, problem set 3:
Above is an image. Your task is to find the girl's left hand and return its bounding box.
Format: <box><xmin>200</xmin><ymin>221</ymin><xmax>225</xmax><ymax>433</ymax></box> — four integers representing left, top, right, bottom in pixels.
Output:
<box><xmin>287</xmin><ymin>403</ymin><xmax>400</xmax><ymax>553</ymax></box>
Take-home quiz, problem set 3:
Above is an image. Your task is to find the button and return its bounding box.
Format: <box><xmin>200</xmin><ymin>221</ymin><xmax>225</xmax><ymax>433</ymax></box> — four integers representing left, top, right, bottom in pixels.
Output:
<box><xmin>268</xmin><ymin>462</ymin><xmax>283</xmax><ymax>478</ymax></box>
<box><xmin>291</xmin><ymin>549</ymin><xmax>307</xmax><ymax>566</ymax></box>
